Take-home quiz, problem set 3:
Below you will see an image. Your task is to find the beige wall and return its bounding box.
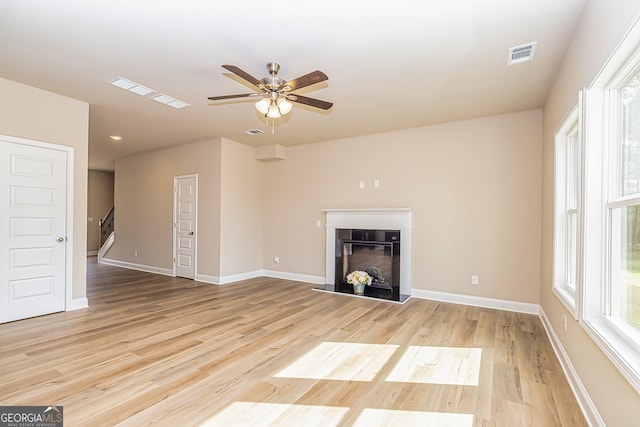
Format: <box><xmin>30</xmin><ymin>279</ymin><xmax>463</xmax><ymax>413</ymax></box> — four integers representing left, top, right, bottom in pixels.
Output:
<box><xmin>87</xmin><ymin>170</ymin><xmax>114</xmax><ymax>252</ymax></box>
<box><xmin>262</xmin><ymin>109</ymin><xmax>542</xmax><ymax>304</ymax></box>
<box><xmin>541</xmin><ymin>1</ymin><xmax>640</xmax><ymax>425</ymax></box>
<box><xmin>110</xmin><ymin>137</ymin><xmax>264</xmax><ymax>280</ymax></box>
<box><xmin>0</xmin><ymin>77</ymin><xmax>89</xmax><ymax>302</ymax></box>
<box><xmin>111</xmin><ymin>139</ymin><xmax>221</xmax><ymax>276</ymax></box>
<box><xmin>219</xmin><ymin>138</ymin><xmax>263</xmax><ymax>277</ymax></box>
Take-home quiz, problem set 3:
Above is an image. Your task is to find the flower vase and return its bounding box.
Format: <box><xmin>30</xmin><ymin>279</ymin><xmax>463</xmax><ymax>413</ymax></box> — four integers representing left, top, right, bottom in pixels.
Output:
<box><xmin>353</xmin><ymin>283</ymin><xmax>365</xmax><ymax>295</ymax></box>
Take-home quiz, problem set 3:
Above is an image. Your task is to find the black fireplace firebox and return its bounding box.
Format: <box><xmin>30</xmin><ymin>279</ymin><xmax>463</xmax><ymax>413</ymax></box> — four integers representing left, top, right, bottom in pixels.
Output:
<box><xmin>334</xmin><ymin>228</ymin><xmax>401</xmax><ymax>301</ymax></box>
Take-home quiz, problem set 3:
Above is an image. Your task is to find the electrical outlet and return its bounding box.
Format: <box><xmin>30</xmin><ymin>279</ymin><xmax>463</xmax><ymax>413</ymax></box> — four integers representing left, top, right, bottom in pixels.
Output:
<box><xmin>274</xmin><ymin>256</ymin><xmax>280</xmax><ymax>264</ymax></box>
<box><xmin>563</xmin><ymin>314</ymin><xmax>568</xmax><ymax>332</ymax></box>
<box><xmin>359</xmin><ymin>180</ymin><xmax>365</xmax><ymax>189</ymax></box>
<box><xmin>134</xmin><ymin>249</ymin><xmax>138</xmax><ymax>257</ymax></box>
<box><xmin>471</xmin><ymin>275</ymin><xmax>479</xmax><ymax>285</ymax></box>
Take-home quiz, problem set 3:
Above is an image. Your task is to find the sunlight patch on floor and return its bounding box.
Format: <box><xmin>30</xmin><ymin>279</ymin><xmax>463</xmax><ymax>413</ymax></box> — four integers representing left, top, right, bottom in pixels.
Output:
<box><xmin>200</xmin><ymin>402</ymin><xmax>348</xmax><ymax>427</ymax></box>
<box><xmin>385</xmin><ymin>346</ymin><xmax>482</xmax><ymax>385</ymax></box>
<box><xmin>352</xmin><ymin>408</ymin><xmax>474</xmax><ymax>427</ymax></box>
<box><xmin>274</xmin><ymin>342</ymin><xmax>399</xmax><ymax>381</ymax></box>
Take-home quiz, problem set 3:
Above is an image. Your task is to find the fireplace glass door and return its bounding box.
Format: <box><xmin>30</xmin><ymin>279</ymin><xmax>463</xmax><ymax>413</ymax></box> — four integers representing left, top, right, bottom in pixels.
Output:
<box><xmin>335</xmin><ymin>228</ymin><xmax>401</xmax><ymax>301</ymax></box>
<box><xmin>343</xmin><ymin>242</ymin><xmax>393</xmax><ymax>289</ymax></box>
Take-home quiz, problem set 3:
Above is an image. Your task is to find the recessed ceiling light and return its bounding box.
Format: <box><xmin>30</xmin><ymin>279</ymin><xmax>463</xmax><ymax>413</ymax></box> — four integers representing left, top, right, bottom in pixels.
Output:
<box><xmin>110</xmin><ymin>135</ymin><xmax>123</xmax><ymax>141</ymax></box>
<box><xmin>110</xmin><ymin>77</ymin><xmax>154</xmax><ymax>96</ymax></box>
<box><xmin>151</xmin><ymin>93</ymin><xmax>190</xmax><ymax>109</ymax></box>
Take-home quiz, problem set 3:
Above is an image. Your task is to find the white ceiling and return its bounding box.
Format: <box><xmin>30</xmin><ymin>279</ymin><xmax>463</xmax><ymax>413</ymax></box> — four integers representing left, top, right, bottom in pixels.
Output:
<box><xmin>0</xmin><ymin>0</ymin><xmax>586</xmax><ymax>170</ymax></box>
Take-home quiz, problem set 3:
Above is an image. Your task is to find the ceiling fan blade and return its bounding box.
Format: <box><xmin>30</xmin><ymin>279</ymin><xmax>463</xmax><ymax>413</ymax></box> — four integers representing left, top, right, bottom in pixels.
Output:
<box><xmin>287</xmin><ymin>94</ymin><xmax>333</xmax><ymax>110</ymax></box>
<box><xmin>278</xmin><ymin>70</ymin><xmax>328</xmax><ymax>92</ymax></box>
<box><xmin>207</xmin><ymin>93</ymin><xmax>258</xmax><ymax>101</ymax></box>
<box><xmin>222</xmin><ymin>65</ymin><xmax>264</xmax><ymax>89</ymax></box>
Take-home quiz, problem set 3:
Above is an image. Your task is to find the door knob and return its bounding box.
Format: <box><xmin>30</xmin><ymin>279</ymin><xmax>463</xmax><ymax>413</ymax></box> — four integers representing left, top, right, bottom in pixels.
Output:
<box><xmin>56</xmin><ymin>237</ymin><xmax>65</xmax><ymax>242</ymax></box>
<box><xmin>188</xmin><ymin>231</ymin><xmax>194</xmax><ymax>236</ymax></box>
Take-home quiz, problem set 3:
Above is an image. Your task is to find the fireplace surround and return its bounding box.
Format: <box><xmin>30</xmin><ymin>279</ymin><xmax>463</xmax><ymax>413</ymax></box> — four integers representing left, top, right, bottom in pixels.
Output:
<box><xmin>324</xmin><ymin>209</ymin><xmax>412</xmax><ymax>302</ymax></box>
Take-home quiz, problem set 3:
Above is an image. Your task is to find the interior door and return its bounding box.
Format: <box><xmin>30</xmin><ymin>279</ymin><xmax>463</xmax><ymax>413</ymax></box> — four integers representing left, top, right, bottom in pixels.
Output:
<box><xmin>0</xmin><ymin>140</ymin><xmax>67</xmax><ymax>323</ymax></box>
<box><xmin>174</xmin><ymin>175</ymin><xmax>197</xmax><ymax>279</ymax></box>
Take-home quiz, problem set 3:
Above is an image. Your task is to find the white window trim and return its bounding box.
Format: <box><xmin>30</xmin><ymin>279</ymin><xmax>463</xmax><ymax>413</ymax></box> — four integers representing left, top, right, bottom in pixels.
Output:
<box><xmin>553</xmin><ymin>102</ymin><xmax>582</xmax><ymax>318</ymax></box>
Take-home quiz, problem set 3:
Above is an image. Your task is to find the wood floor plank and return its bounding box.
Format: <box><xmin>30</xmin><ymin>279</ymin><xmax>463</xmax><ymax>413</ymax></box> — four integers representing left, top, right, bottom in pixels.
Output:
<box><xmin>0</xmin><ymin>258</ymin><xmax>587</xmax><ymax>426</ymax></box>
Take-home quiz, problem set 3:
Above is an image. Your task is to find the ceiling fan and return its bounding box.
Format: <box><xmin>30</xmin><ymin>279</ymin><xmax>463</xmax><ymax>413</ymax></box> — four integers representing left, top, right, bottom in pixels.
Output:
<box><xmin>207</xmin><ymin>62</ymin><xmax>333</xmax><ymax>119</ymax></box>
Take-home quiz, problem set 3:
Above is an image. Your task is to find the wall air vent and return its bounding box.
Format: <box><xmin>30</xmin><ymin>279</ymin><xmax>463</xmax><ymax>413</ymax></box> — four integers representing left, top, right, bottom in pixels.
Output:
<box><xmin>507</xmin><ymin>42</ymin><xmax>537</xmax><ymax>65</ymax></box>
<box><xmin>245</xmin><ymin>129</ymin><xmax>264</xmax><ymax>135</ymax></box>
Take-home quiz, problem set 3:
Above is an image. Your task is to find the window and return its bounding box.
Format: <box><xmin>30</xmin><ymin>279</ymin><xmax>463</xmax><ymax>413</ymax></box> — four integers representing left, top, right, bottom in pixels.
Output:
<box><xmin>581</xmin><ymin>38</ymin><xmax>640</xmax><ymax>393</ymax></box>
<box><xmin>606</xmin><ymin>71</ymin><xmax>640</xmax><ymax>344</ymax></box>
<box><xmin>553</xmin><ymin>106</ymin><xmax>580</xmax><ymax>314</ymax></box>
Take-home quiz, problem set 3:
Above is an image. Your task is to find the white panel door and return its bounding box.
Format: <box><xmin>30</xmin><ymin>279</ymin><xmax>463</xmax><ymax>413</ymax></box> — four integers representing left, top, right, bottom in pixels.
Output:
<box><xmin>0</xmin><ymin>141</ymin><xmax>67</xmax><ymax>323</ymax></box>
<box><xmin>174</xmin><ymin>175</ymin><xmax>197</xmax><ymax>279</ymax></box>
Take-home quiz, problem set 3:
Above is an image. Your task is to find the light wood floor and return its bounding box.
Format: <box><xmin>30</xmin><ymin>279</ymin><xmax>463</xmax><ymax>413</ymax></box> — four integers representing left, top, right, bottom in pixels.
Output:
<box><xmin>0</xmin><ymin>259</ymin><xmax>587</xmax><ymax>426</ymax></box>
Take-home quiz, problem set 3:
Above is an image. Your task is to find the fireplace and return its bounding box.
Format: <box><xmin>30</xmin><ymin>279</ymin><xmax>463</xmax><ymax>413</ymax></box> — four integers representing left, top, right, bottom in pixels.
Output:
<box><xmin>335</xmin><ymin>229</ymin><xmax>401</xmax><ymax>300</ymax></box>
<box><xmin>324</xmin><ymin>209</ymin><xmax>412</xmax><ymax>302</ymax></box>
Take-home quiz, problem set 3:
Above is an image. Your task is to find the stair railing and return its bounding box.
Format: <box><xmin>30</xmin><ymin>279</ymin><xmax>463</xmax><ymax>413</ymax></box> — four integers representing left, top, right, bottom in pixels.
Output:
<box><xmin>99</xmin><ymin>207</ymin><xmax>114</xmax><ymax>247</ymax></box>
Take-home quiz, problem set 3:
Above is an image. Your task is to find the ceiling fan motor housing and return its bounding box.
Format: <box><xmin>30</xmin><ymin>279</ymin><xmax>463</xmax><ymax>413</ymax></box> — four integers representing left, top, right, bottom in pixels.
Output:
<box><xmin>261</xmin><ymin>76</ymin><xmax>286</xmax><ymax>91</ymax></box>
<box><xmin>261</xmin><ymin>62</ymin><xmax>286</xmax><ymax>91</ymax></box>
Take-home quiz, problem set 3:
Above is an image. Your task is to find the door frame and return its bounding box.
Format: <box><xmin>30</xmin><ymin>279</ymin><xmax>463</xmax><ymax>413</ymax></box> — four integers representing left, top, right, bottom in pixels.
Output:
<box><xmin>172</xmin><ymin>174</ymin><xmax>198</xmax><ymax>278</ymax></box>
<box><xmin>0</xmin><ymin>133</ymin><xmax>75</xmax><ymax>311</ymax></box>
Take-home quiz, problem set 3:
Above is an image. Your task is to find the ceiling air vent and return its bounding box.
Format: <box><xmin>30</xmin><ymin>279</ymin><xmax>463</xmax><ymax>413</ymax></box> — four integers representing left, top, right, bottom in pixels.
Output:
<box><xmin>245</xmin><ymin>129</ymin><xmax>264</xmax><ymax>135</ymax></box>
<box><xmin>507</xmin><ymin>42</ymin><xmax>537</xmax><ymax>65</ymax></box>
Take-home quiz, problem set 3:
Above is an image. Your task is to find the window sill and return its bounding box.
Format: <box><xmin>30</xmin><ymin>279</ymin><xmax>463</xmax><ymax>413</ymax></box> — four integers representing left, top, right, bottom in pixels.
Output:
<box><xmin>582</xmin><ymin>315</ymin><xmax>640</xmax><ymax>394</ymax></box>
<box><xmin>553</xmin><ymin>285</ymin><xmax>577</xmax><ymax>320</ymax></box>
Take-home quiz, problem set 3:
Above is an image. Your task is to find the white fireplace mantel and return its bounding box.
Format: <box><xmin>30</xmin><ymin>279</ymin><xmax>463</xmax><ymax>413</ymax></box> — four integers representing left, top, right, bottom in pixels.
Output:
<box><xmin>323</xmin><ymin>208</ymin><xmax>412</xmax><ymax>296</ymax></box>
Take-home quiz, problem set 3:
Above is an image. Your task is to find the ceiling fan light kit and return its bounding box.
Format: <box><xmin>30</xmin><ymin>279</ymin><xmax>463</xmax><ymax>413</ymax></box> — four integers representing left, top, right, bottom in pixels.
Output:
<box><xmin>255</xmin><ymin>98</ymin><xmax>293</xmax><ymax>118</ymax></box>
<box><xmin>208</xmin><ymin>61</ymin><xmax>332</xmax><ymax>121</ymax></box>
<box><xmin>276</xmin><ymin>98</ymin><xmax>292</xmax><ymax>114</ymax></box>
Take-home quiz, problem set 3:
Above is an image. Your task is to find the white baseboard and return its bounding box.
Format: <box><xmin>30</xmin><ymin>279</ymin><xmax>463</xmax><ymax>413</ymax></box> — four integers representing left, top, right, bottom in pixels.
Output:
<box><xmin>99</xmin><ymin>257</ymin><xmax>174</xmax><ymax>277</ymax></box>
<box><xmin>196</xmin><ymin>271</ymin><xmax>263</xmax><ymax>285</ymax></box>
<box><xmin>411</xmin><ymin>288</ymin><xmax>540</xmax><ymax>315</ymax></box>
<box><xmin>219</xmin><ymin>270</ymin><xmax>262</xmax><ymax>284</ymax></box>
<box><xmin>261</xmin><ymin>269</ymin><xmax>325</xmax><ymax>285</ymax></box>
<box><xmin>195</xmin><ymin>273</ymin><xmax>221</xmax><ymax>285</ymax></box>
<box><xmin>95</xmin><ymin>264</ymin><xmax>322</xmax><ymax>287</ymax></box>
<box><xmin>67</xmin><ymin>297</ymin><xmax>88</xmax><ymax>311</ymax></box>
<box><xmin>539</xmin><ymin>308</ymin><xmax>604</xmax><ymax>427</ymax></box>
<box><xmin>195</xmin><ymin>270</ymin><xmax>324</xmax><ymax>286</ymax></box>
<box><xmin>87</xmin><ymin>250</ymin><xmax>98</xmax><ymax>257</ymax></box>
